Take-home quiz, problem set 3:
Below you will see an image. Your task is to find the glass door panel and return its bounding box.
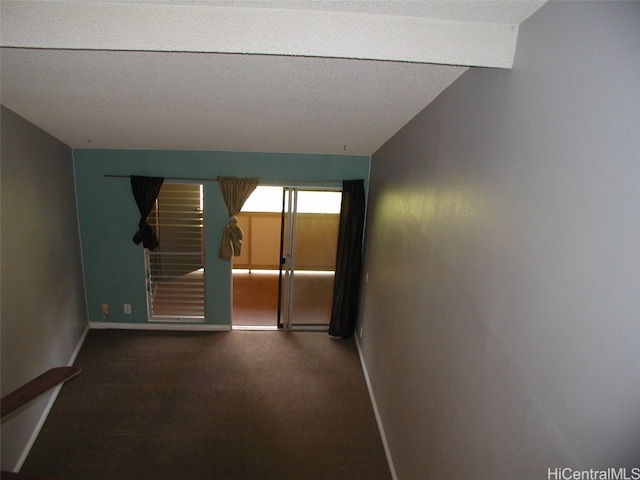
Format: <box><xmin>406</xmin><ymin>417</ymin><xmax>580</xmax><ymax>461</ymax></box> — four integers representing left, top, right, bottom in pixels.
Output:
<box><xmin>279</xmin><ymin>188</ymin><xmax>341</xmax><ymax>330</ymax></box>
<box><xmin>233</xmin><ymin>187</ymin><xmax>283</xmax><ymax>329</ymax></box>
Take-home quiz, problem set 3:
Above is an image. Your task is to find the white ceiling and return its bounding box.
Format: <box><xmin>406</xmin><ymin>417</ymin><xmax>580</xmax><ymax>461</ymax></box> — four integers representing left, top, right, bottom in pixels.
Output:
<box><xmin>0</xmin><ymin>1</ymin><xmax>546</xmax><ymax>155</ymax></box>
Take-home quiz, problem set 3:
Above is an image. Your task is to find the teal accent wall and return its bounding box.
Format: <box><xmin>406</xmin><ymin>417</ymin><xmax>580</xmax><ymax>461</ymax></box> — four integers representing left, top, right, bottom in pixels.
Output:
<box><xmin>74</xmin><ymin>149</ymin><xmax>369</xmax><ymax>326</ymax></box>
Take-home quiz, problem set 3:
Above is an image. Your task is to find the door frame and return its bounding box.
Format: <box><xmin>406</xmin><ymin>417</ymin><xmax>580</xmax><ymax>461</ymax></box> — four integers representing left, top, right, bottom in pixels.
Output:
<box><xmin>231</xmin><ymin>184</ymin><xmax>341</xmax><ymax>330</ymax></box>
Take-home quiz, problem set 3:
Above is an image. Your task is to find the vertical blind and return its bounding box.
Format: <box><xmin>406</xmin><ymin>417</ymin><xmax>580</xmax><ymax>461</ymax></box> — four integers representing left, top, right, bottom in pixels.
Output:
<box><xmin>146</xmin><ymin>183</ymin><xmax>205</xmax><ymax>320</ymax></box>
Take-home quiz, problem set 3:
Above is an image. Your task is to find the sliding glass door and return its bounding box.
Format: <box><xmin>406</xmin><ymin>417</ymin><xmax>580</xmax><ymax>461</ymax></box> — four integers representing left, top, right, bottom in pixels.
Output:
<box><xmin>279</xmin><ymin>188</ymin><xmax>341</xmax><ymax>330</ymax></box>
<box><xmin>231</xmin><ymin>186</ymin><xmax>340</xmax><ymax>330</ymax></box>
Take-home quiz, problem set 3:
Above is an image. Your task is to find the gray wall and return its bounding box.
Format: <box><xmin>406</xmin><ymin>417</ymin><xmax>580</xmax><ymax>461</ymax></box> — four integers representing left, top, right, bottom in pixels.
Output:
<box><xmin>360</xmin><ymin>2</ymin><xmax>640</xmax><ymax>478</ymax></box>
<box><xmin>1</xmin><ymin>106</ymin><xmax>88</xmax><ymax>470</ymax></box>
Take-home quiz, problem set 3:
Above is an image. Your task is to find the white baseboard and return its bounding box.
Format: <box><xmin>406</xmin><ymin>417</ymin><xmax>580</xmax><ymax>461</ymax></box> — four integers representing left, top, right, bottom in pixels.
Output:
<box><xmin>89</xmin><ymin>321</ymin><xmax>231</xmax><ymax>331</ymax></box>
<box><xmin>355</xmin><ymin>336</ymin><xmax>398</xmax><ymax>480</ymax></box>
<box><xmin>13</xmin><ymin>323</ymin><xmax>90</xmax><ymax>472</ymax></box>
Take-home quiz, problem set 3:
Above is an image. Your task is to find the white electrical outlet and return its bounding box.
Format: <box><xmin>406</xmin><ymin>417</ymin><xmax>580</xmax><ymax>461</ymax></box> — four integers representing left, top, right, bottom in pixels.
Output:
<box><xmin>124</xmin><ymin>304</ymin><xmax>132</xmax><ymax>314</ymax></box>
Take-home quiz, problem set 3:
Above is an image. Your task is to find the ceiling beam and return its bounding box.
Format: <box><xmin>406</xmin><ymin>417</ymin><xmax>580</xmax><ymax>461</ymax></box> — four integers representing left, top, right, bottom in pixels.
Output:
<box><xmin>1</xmin><ymin>1</ymin><xmax>519</xmax><ymax>68</ymax></box>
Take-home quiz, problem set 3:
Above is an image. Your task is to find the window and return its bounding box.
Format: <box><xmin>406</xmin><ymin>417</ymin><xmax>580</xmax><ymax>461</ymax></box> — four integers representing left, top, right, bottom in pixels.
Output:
<box><xmin>145</xmin><ymin>183</ymin><xmax>205</xmax><ymax>321</ymax></box>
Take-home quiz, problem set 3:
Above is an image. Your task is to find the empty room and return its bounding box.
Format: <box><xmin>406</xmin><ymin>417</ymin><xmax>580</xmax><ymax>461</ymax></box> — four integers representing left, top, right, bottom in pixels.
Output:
<box><xmin>2</xmin><ymin>1</ymin><xmax>639</xmax><ymax>479</ymax></box>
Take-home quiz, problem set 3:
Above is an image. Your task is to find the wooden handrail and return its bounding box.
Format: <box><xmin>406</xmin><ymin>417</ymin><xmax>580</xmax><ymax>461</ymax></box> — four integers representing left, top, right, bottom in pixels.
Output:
<box><xmin>1</xmin><ymin>366</ymin><xmax>81</xmax><ymax>480</ymax></box>
<box><xmin>1</xmin><ymin>366</ymin><xmax>81</xmax><ymax>420</ymax></box>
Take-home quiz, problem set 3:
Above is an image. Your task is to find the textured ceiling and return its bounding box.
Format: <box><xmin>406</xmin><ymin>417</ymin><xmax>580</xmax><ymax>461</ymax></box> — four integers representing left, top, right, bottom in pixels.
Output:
<box><xmin>0</xmin><ymin>1</ymin><xmax>546</xmax><ymax>155</ymax></box>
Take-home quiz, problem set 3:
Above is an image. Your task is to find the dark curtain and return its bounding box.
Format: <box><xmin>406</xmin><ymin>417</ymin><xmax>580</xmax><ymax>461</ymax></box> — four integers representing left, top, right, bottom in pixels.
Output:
<box><xmin>329</xmin><ymin>179</ymin><xmax>366</xmax><ymax>338</ymax></box>
<box><xmin>130</xmin><ymin>175</ymin><xmax>164</xmax><ymax>250</ymax></box>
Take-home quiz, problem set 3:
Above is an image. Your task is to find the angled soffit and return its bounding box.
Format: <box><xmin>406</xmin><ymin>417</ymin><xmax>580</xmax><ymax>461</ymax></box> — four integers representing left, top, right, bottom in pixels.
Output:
<box><xmin>0</xmin><ymin>1</ymin><xmax>547</xmax><ymax>154</ymax></box>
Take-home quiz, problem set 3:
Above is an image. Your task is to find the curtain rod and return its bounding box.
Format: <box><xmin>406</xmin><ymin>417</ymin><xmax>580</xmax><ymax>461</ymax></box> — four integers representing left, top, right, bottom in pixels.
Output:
<box><xmin>103</xmin><ymin>174</ymin><xmax>356</xmax><ymax>184</ymax></box>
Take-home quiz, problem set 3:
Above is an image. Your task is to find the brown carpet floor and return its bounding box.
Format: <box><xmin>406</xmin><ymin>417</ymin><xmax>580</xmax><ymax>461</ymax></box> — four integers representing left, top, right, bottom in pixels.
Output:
<box><xmin>20</xmin><ymin>330</ymin><xmax>391</xmax><ymax>480</ymax></box>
